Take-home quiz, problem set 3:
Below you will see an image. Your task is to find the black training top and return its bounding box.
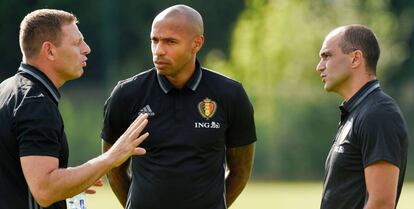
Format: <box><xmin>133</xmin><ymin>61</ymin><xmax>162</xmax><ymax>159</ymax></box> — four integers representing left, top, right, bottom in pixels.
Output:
<box><xmin>101</xmin><ymin>60</ymin><xmax>257</xmax><ymax>209</ymax></box>
<box><xmin>0</xmin><ymin>63</ymin><xmax>68</xmax><ymax>209</ymax></box>
<box><xmin>321</xmin><ymin>80</ymin><xmax>408</xmax><ymax>209</ymax></box>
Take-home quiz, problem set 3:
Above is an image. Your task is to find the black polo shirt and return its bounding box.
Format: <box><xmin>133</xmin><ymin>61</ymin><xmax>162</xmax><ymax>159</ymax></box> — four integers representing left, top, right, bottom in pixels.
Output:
<box><xmin>101</xmin><ymin>60</ymin><xmax>256</xmax><ymax>209</ymax></box>
<box><xmin>321</xmin><ymin>80</ymin><xmax>408</xmax><ymax>209</ymax></box>
<box><xmin>0</xmin><ymin>63</ymin><xmax>68</xmax><ymax>209</ymax></box>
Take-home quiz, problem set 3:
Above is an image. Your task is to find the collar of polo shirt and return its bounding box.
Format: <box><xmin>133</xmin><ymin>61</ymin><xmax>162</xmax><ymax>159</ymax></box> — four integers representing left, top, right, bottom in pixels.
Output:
<box><xmin>156</xmin><ymin>59</ymin><xmax>203</xmax><ymax>94</ymax></box>
<box><xmin>18</xmin><ymin>63</ymin><xmax>61</xmax><ymax>104</ymax></box>
<box><xmin>339</xmin><ymin>80</ymin><xmax>380</xmax><ymax>114</ymax></box>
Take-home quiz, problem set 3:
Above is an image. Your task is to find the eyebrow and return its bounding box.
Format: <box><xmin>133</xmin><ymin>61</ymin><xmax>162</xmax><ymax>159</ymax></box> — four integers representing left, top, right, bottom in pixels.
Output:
<box><xmin>151</xmin><ymin>36</ymin><xmax>175</xmax><ymax>40</ymax></box>
<box><xmin>151</xmin><ymin>36</ymin><xmax>178</xmax><ymax>43</ymax></box>
<box><xmin>319</xmin><ymin>50</ymin><xmax>332</xmax><ymax>57</ymax></box>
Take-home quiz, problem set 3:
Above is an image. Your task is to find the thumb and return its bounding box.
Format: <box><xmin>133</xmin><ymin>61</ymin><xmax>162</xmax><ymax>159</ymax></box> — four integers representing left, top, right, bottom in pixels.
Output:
<box><xmin>132</xmin><ymin>147</ymin><xmax>146</xmax><ymax>156</ymax></box>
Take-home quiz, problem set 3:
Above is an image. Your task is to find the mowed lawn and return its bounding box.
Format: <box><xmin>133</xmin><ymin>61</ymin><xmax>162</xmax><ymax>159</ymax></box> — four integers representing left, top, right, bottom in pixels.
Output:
<box><xmin>82</xmin><ymin>182</ymin><xmax>414</xmax><ymax>209</ymax></box>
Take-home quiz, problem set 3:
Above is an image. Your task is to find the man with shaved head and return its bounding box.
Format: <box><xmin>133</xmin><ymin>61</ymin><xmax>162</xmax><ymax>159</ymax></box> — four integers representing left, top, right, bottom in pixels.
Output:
<box><xmin>316</xmin><ymin>25</ymin><xmax>408</xmax><ymax>209</ymax></box>
<box><xmin>102</xmin><ymin>4</ymin><xmax>256</xmax><ymax>209</ymax></box>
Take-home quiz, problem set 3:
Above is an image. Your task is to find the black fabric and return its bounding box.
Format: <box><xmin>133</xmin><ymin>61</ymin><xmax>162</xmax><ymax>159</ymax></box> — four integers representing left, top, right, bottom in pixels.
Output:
<box><xmin>0</xmin><ymin>63</ymin><xmax>68</xmax><ymax>209</ymax></box>
<box><xmin>101</xmin><ymin>60</ymin><xmax>256</xmax><ymax>209</ymax></box>
<box><xmin>321</xmin><ymin>80</ymin><xmax>408</xmax><ymax>209</ymax></box>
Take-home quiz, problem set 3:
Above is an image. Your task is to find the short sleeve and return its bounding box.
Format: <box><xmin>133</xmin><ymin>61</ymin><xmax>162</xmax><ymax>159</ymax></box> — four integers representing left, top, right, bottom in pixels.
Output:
<box><xmin>226</xmin><ymin>84</ymin><xmax>257</xmax><ymax>148</ymax></box>
<box><xmin>14</xmin><ymin>98</ymin><xmax>62</xmax><ymax>158</ymax></box>
<box><xmin>359</xmin><ymin>106</ymin><xmax>407</xmax><ymax>168</ymax></box>
<box><xmin>101</xmin><ymin>83</ymin><xmax>128</xmax><ymax>144</ymax></box>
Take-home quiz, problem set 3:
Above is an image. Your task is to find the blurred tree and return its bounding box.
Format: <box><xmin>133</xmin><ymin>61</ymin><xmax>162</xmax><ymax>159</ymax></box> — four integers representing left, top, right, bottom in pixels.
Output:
<box><xmin>1</xmin><ymin>0</ymin><xmax>412</xmax><ymax>180</ymax></box>
<box><xmin>59</xmin><ymin>96</ymin><xmax>104</xmax><ymax>165</ymax></box>
<box><xmin>389</xmin><ymin>0</ymin><xmax>414</xmax><ymax>86</ymax></box>
<box><xmin>0</xmin><ymin>0</ymin><xmax>245</xmax><ymax>165</ymax></box>
<box><xmin>206</xmin><ymin>0</ymin><xmax>411</xmax><ymax>179</ymax></box>
<box><xmin>0</xmin><ymin>0</ymin><xmax>244</xmax><ymax>89</ymax></box>
<box><xmin>388</xmin><ymin>0</ymin><xmax>414</xmax><ymax>179</ymax></box>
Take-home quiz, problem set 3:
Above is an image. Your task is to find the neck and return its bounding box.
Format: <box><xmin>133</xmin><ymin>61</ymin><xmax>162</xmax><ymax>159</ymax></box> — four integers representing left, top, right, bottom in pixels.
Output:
<box><xmin>339</xmin><ymin>72</ymin><xmax>376</xmax><ymax>101</ymax></box>
<box><xmin>166</xmin><ymin>59</ymin><xmax>196</xmax><ymax>89</ymax></box>
<box><xmin>24</xmin><ymin>58</ymin><xmax>64</xmax><ymax>89</ymax></box>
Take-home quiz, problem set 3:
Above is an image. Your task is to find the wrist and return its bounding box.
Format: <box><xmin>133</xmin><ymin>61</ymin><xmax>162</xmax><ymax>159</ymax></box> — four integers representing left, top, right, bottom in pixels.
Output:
<box><xmin>99</xmin><ymin>150</ymin><xmax>117</xmax><ymax>171</ymax></box>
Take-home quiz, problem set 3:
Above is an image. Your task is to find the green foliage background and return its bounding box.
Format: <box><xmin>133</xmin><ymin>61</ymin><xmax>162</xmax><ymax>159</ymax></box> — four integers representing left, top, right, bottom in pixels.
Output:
<box><xmin>1</xmin><ymin>0</ymin><xmax>413</xmax><ymax>180</ymax></box>
<box><xmin>203</xmin><ymin>0</ymin><xmax>414</xmax><ymax>179</ymax></box>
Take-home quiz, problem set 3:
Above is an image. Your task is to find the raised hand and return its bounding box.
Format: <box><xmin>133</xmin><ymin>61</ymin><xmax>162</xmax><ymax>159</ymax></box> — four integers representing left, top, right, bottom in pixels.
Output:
<box><xmin>106</xmin><ymin>113</ymin><xmax>149</xmax><ymax>168</ymax></box>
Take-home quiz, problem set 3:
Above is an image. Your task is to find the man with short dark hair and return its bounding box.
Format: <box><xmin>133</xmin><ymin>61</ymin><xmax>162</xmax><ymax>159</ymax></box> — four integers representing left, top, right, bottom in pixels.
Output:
<box><xmin>102</xmin><ymin>4</ymin><xmax>256</xmax><ymax>209</ymax></box>
<box><xmin>0</xmin><ymin>9</ymin><xmax>149</xmax><ymax>209</ymax></box>
<box><xmin>316</xmin><ymin>24</ymin><xmax>408</xmax><ymax>209</ymax></box>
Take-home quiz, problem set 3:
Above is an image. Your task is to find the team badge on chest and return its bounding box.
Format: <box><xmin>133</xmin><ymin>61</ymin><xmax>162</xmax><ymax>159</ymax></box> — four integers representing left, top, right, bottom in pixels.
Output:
<box><xmin>198</xmin><ymin>98</ymin><xmax>217</xmax><ymax>120</ymax></box>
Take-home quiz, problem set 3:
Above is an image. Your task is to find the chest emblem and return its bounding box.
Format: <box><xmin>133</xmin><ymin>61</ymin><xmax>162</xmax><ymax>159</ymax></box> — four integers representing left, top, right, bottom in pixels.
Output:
<box><xmin>198</xmin><ymin>98</ymin><xmax>217</xmax><ymax>120</ymax></box>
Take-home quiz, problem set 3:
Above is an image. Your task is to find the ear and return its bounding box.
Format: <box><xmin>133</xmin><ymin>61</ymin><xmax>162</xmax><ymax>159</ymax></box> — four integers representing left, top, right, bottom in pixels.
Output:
<box><xmin>40</xmin><ymin>41</ymin><xmax>56</xmax><ymax>61</ymax></box>
<box><xmin>351</xmin><ymin>49</ymin><xmax>363</xmax><ymax>69</ymax></box>
<box><xmin>192</xmin><ymin>35</ymin><xmax>204</xmax><ymax>54</ymax></box>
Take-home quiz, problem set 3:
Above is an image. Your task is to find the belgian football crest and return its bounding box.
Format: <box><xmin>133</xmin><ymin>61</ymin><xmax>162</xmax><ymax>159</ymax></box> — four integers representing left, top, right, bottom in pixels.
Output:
<box><xmin>198</xmin><ymin>98</ymin><xmax>217</xmax><ymax>120</ymax></box>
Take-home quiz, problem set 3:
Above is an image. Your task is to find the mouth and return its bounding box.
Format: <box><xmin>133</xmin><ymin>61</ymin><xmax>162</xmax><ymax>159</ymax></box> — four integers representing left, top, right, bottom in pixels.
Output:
<box><xmin>320</xmin><ymin>74</ymin><xmax>327</xmax><ymax>83</ymax></box>
<box><xmin>153</xmin><ymin>60</ymin><xmax>170</xmax><ymax>69</ymax></box>
<box><xmin>82</xmin><ymin>57</ymin><xmax>88</xmax><ymax>67</ymax></box>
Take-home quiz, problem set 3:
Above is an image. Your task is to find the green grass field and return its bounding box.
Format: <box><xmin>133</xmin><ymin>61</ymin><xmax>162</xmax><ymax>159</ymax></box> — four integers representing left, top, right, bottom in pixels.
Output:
<box><xmin>82</xmin><ymin>182</ymin><xmax>414</xmax><ymax>209</ymax></box>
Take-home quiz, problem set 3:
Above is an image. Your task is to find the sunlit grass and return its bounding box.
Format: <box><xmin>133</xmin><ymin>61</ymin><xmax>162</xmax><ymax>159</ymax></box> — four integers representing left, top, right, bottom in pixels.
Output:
<box><xmin>80</xmin><ymin>181</ymin><xmax>414</xmax><ymax>209</ymax></box>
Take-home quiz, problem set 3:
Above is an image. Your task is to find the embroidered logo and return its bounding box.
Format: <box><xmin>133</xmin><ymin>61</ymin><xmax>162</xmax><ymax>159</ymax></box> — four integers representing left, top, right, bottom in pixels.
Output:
<box><xmin>198</xmin><ymin>98</ymin><xmax>217</xmax><ymax>120</ymax></box>
<box><xmin>138</xmin><ymin>105</ymin><xmax>155</xmax><ymax>116</ymax></box>
<box><xmin>334</xmin><ymin>146</ymin><xmax>345</xmax><ymax>153</ymax></box>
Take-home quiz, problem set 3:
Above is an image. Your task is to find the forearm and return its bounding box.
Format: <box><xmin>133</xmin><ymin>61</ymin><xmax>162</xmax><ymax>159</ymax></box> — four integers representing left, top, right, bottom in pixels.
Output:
<box><xmin>364</xmin><ymin>199</ymin><xmax>395</xmax><ymax>209</ymax></box>
<box><xmin>107</xmin><ymin>163</ymin><xmax>131</xmax><ymax>207</ymax></box>
<box><xmin>35</xmin><ymin>154</ymin><xmax>113</xmax><ymax>206</ymax></box>
<box><xmin>53</xmin><ymin>155</ymin><xmax>112</xmax><ymax>196</ymax></box>
<box><xmin>225</xmin><ymin>143</ymin><xmax>255</xmax><ymax>207</ymax></box>
<box><xmin>225</xmin><ymin>169</ymin><xmax>250</xmax><ymax>207</ymax></box>
<box><xmin>103</xmin><ymin>140</ymin><xmax>131</xmax><ymax>207</ymax></box>
<box><xmin>22</xmin><ymin>114</ymin><xmax>149</xmax><ymax>207</ymax></box>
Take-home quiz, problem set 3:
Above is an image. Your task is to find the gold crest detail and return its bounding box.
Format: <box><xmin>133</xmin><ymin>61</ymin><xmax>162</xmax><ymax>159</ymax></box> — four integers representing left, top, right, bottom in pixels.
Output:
<box><xmin>198</xmin><ymin>98</ymin><xmax>217</xmax><ymax>119</ymax></box>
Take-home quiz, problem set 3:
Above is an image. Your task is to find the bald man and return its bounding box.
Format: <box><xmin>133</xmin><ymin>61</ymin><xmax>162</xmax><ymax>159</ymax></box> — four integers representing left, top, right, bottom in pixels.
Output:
<box><xmin>101</xmin><ymin>5</ymin><xmax>256</xmax><ymax>209</ymax></box>
<box><xmin>317</xmin><ymin>25</ymin><xmax>408</xmax><ymax>209</ymax></box>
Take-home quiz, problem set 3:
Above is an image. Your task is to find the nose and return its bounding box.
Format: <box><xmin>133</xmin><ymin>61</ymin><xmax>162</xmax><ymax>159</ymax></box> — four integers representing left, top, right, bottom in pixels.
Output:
<box><xmin>152</xmin><ymin>43</ymin><xmax>166</xmax><ymax>56</ymax></box>
<box><xmin>82</xmin><ymin>40</ymin><xmax>91</xmax><ymax>55</ymax></box>
<box><xmin>316</xmin><ymin>59</ymin><xmax>325</xmax><ymax>72</ymax></box>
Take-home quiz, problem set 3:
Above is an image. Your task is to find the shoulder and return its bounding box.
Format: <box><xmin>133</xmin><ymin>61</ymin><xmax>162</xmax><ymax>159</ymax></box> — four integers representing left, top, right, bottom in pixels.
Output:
<box><xmin>14</xmin><ymin>92</ymin><xmax>61</xmax><ymax>128</ymax></box>
<box><xmin>117</xmin><ymin>68</ymin><xmax>156</xmax><ymax>89</ymax></box>
<box><xmin>202</xmin><ymin>67</ymin><xmax>241</xmax><ymax>85</ymax></box>
<box><xmin>353</xmin><ymin>90</ymin><xmax>408</xmax><ymax>160</ymax></box>
<box><xmin>110</xmin><ymin>68</ymin><xmax>156</xmax><ymax>97</ymax></box>
<box><xmin>356</xmin><ymin>90</ymin><xmax>406</xmax><ymax>133</ymax></box>
<box><xmin>201</xmin><ymin>68</ymin><xmax>245</xmax><ymax>93</ymax></box>
<box><xmin>201</xmin><ymin>68</ymin><xmax>253</xmax><ymax>111</ymax></box>
<box><xmin>363</xmin><ymin>90</ymin><xmax>403</xmax><ymax>120</ymax></box>
<box><xmin>9</xmin><ymin>74</ymin><xmax>56</xmax><ymax>112</ymax></box>
<box><xmin>12</xmin><ymin>74</ymin><xmax>46</xmax><ymax>99</ymax></box>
